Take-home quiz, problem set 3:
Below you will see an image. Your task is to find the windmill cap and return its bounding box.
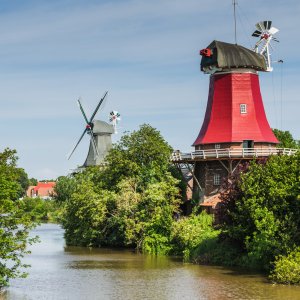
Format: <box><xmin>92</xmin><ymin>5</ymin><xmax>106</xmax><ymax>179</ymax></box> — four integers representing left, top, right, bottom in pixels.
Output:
<box><xmin>92</xmin><ymin>120</ymin><xmax>114</xmax><ymax>134</ymax></box>
<box><xmin>201</xmin><ymin>40</ymin><xmax>267</xmax><ymax>72</ymax></box>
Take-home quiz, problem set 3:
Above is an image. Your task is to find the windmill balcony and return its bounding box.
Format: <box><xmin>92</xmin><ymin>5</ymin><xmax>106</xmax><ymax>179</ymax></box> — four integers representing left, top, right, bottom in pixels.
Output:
<box><xmin>171</xmin><ymin>148</ymin><xmax>298</xmax><ymax>162</ymax></box>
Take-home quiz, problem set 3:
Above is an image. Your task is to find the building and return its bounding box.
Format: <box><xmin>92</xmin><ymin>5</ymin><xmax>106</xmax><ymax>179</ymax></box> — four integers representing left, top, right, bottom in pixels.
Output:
<box><xmin>26</xmin><ymin>182</ymin><xmax>56</xmax><ymax>199</ymax></box>
<box><xmin>172</xmin><ymin>39</ymin><xmax>297</xmax><ymax>211</ymax></box>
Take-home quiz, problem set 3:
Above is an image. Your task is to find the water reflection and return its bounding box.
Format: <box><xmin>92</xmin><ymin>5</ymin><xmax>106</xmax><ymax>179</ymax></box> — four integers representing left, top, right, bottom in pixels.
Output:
<box><xmin>2</xmin><ymin>223</ymin><xmax>300</xmax><ymax>300</ymax></box>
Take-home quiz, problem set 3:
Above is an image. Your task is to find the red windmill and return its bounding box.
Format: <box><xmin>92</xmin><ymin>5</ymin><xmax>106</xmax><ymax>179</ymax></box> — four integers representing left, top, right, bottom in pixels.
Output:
<box><xmin>193</xmin><ymin>39</ymin><xmax>278</xmax><ymax>148</ymax></box>
<box><xmin>172</xmin><ymin>21</ymin><xmax>297</xmax><ymax>207</ymax></box>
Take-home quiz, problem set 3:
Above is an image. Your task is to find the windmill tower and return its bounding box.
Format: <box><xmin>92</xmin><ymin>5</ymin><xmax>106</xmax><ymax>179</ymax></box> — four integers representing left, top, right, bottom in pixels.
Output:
<box><xmin>172</xmin><ymin>21</ymin><xmax>297</xmax><ymax>205</ymax></box>
<box><xmin>68</xmin><ymin>92</ymin><xmax>121</xmax><ymax>167</ymax></box>
<box><xmin>83</xmin><ymin>120</ymin><xmax>114</xmax><ymax>166</ymax></box>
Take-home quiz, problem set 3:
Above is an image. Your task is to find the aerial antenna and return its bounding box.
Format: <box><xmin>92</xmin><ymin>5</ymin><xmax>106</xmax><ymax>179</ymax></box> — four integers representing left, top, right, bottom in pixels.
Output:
<box><xmin>233</xmin><ymin>0</ymin><xmax>238</xmax><ymax>44</ymax></box>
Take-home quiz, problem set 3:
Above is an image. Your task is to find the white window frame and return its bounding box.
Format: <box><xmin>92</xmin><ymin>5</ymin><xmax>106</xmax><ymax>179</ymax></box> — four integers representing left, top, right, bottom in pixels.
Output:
<box><xmin>213</xmin><ymin>174</ymin><xmax>221</xmax><ymax>186</ymax></box>
<box><xmin>215</xmin><ymin>144</ymin><xmax>221</xmax><ymax>149</ymax></box>
<box><xmin>240</xmin><ymin>104</ymin><xmax>247</xmax><ymax>114</ymax></box>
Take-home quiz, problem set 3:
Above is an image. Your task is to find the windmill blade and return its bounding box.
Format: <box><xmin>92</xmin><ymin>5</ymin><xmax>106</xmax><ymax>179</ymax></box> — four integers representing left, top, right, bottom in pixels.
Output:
<box><xmin>255</xmin><ymin>22</ymin><xmax>264</xmax><ymax>31</ymax></box>
<box><xmin>67</xmin><ymin>128</ymin><xmax>87</xmax><ymax>160</ymax></box>
<box><xmin>252</xmin><ymin>30</ymin><xmax>262</xmax><ymax>37</ymax></box>
<box><xmin>269</xmin><ymin>27</ymin><xmax>279</xmax><ymax>35</ymax></box>
<box><xmin>77</xmin><ymin>98</ymin><xmax>89</xmax><ymax>124</ymax></box>
<box><xmin>272</xmin><ymin>37</ymin><xmax>280</xmax><ymax>42</ymax></box>
<box><xmin>263</xmin><ymin>21</ymin><xmax>272</xmax><ymax>30</ymax></box>
<box><xmin>89</xmin><ymin>91</ymin><xmax>108</xmax><ymax>123</ymax></box>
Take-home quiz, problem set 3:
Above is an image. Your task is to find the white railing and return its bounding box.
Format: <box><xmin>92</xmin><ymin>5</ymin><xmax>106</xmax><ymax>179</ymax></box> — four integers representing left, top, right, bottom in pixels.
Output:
<box><xmin>171</xmin><ymin>148</ymin><xmax>298</xmax><ymax>161</ymax></box>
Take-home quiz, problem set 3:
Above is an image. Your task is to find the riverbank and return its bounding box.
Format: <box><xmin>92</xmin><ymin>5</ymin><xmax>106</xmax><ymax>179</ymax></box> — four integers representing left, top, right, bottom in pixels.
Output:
<box><xmin>4</xmin><ymin>223</ymin><xmax>300</xmax><ymax>299</ymax></box>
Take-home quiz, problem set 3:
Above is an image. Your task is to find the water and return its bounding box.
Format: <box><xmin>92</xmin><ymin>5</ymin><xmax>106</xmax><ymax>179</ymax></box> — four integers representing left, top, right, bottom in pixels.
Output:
<box><xmin>2</xmin><ymin>223</ymin><xmax>300</xmax><ymax>300</ymax></box>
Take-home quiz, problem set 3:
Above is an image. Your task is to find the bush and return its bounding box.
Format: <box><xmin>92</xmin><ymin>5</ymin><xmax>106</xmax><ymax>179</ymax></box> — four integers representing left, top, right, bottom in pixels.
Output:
<box><xmin>62</xmin><ymin>181</ymin><xmax>116</xmax><ymax>247</ymax></box>
<box><xmin>19</xmin><ymin>197</ymin><xmax>63</xmax><ymax>222</ymax></box>
<box><xmin>269</xmin><ymin>247</ymin><xmax>300</xmax><ymax>284</ymax></box>
<box><xmin>170</xmin><ymin>212</ymin><xmax>219</xmax><ymax>261</ymax></box>
<box><xmin>219</xmin><ymin>153</ymin><xmax>300</xmax><ymax>270</ymax></box>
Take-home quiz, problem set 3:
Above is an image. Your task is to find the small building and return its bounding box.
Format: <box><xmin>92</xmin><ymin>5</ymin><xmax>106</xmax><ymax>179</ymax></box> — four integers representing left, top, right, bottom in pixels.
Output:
<box><xmin>26</xmin><ymin>182</ymin><xmax>56</xmax><ymax>199</ymax></box>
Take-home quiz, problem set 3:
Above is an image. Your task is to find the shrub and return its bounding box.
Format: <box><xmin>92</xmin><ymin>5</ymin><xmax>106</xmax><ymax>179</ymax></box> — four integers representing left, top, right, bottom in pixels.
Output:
<box><xmin>170</xmin><ymin>212</ymin><xmax>219</xmax><ymax>261</ymax></box>
<box><xmin>269</xmin><ymin>247</ymin><xmax>300</xmax><ymax>284</ymax></box>
<box><xmin>19</xmin><ymin>197</ymin><xmax>63</xmax><ymax>222</ymax></box>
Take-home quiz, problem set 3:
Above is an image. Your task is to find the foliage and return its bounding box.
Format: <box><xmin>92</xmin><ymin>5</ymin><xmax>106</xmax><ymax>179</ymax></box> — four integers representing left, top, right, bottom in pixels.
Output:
<box><xmin>19</xmin><ymin>197</ymin><xmax>63</xmax><ymax>222</ymax></box>
<box><xmin>16</xmin><ymin>168</ymin><xmax>29</xmax><ymax>198</ymax></box>
<box><xmin>272</xmin><ymin>129</ymin><xmax>299</xmax><ymax>148</ymax></box>
<box><xmin>62</xmin><ymin>125</ymin><xmax>182</xmax><ymax>254</ymax></box>
<box><xmin>63</xmin><ymin>180</ymin><xmax>116</xmax><ymax>247</ymax></box>
<box><xmin>100</xmin><ymin>124</ymin><xmax>173</xmax><ymax>190</ymax></box>
<box><xmin>28</xmin><ymin>178</ymin><xmax>38</xmax><ymax>186</ymax></box>
<box><xmin>0</xmin><ymin>149</ymin><xmax>23</xmax><ymax>201</ymax></box>
<box><xmin>170</xmin><ymin>212</ymin><xmax>219</xmax><ymax>261</ymax></box>
<box><xmin>269</xmin><ymin>247</ymin><xmax>300</xmax><ymax>284</ymax></box>
<box><xmin>116</xmin><ymin>175</ymin><xmax>180</xmax><ymax>254</ymax></box>
<box><xmin>54</xmin><ymin>175</ymin><xmax>77</xmax><ymax>203</ymax></box>
<box><xmin>219</xmin><ymin>152</ymin><xmax>300</xmax><ymax>270</ymax></box>
<box><xmin>0</xmin><ymin>148</ymin><xmax>36</xmax><ymax>290</ymax></box>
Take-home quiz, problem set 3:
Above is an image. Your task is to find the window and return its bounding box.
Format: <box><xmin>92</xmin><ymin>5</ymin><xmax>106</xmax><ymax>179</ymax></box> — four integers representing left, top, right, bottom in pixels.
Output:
<box><xmin>213</xmin><ymin>174</ymin><xmax>221</xmax><ymax>186</ymax></box>
<box><xmin>240</xmin><ymin>104</ymin><xmax>247</xmax><ymax>114</ymax></box>
<box><xmin>215</xmin><ymin>144</ymin><xmax>221</xmax><ymax>149</ymax></box>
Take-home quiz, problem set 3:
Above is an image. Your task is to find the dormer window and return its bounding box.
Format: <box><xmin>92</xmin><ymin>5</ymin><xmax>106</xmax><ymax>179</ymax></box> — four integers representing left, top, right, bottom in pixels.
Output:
<box><xmin>240</xmin><ymin>104</ymin><xmax>247</xmax><ymax>114</ymax></box>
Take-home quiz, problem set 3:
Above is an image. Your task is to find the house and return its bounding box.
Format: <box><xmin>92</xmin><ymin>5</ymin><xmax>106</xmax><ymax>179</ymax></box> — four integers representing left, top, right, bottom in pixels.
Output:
<box><xmin>26</xmin><ymin>182</ymin><xmax>56</xmax><ymax>199</ymax></box>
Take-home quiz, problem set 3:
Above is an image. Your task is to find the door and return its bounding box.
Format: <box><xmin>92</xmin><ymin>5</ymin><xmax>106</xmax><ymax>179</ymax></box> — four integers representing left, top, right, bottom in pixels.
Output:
<box><xmin>243</xmin><ymin>140</ymin><xmax>254</xmax><ymax>156</ymax></box>
<box><xmin>243</xmin><ymin>140</ymin><xmax>254</xmax><ymax>148</ymax></box>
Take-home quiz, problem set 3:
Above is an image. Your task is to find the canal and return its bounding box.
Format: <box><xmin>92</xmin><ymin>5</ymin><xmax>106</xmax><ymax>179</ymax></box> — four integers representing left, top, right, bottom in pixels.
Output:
<box><xmin>2</xmin><ymin>223</ymin><xmax>300</xmax><ymax>299</ymax></box>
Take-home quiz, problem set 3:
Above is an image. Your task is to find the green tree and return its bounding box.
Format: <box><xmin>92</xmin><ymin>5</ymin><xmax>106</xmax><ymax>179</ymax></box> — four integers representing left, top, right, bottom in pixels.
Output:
<box><xmin>62</xmin><ymin>180</ymin><xmax>116</xmax><ymax>247</ymax></box>
<box><xmin>113</xmin><ymin>175</ymin><xmax>180</xmax><ymax>254</ymax></box>
<box><xmin>29</xmin><ymin>178</ymin><xmax>38</xmax><ymax>186</ymax></box>
<box><xmin>16</xmin><ymin>168</ymin><xmax>29</xmax><ymax>198</ymax></box>
<box><xmin>0</xmin><ymin>148</ymin><xmax>36</xmax><ymax>290</ymax></box>
<box><xmin>220</xmin><ymin>153</ymin><xmax>300</xmax><ymax>270</ymax></box>
<box><xmin>272</xmin><ymin>129</ymin><xmax>298</xmax><ymax>148</ymax></box>
<box><xmin>19</xmin><ymin>197</ymin><xmax>62</xmax><ymax>222</ymax></box>
<box><xmin>54</xmin><ymin>175</ymin><xmax>77</xmax><ymax>203</ymax></box>
<box><xmin>101</xmin><ymin>124</ymin><xmax>173</xmax><ymax>190</ymax></box>
<box><xmin>62</xmin><ymin>125</ymin><xmax>182</xmax><ymax>253</ymax></box>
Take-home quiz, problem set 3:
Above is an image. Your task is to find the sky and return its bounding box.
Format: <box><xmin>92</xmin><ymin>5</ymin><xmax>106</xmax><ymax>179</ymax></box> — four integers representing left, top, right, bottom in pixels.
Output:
<box><xmin>0</xmin><ymin>0</ymin><xmax>299</xmax><ymax>179</ymax></box>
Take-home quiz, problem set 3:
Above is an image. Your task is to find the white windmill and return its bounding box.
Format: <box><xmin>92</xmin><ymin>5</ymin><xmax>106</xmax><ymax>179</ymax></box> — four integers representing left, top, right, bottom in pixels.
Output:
<box><xmin>252</xmin><ymin>21</ymin><xmax>279</xmax><ymax>72</ymax></box>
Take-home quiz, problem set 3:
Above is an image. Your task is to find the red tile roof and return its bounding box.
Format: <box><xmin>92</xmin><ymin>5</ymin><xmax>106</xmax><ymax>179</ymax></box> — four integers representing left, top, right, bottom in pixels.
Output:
<box><xmin>33</xmin><ymin>182</ymin><xmax>55</xmax><ymax>191</ymax></box>
<box><xmin>26</xmin><ymin>182</ymin><xmax>56</xmax><ymax>198</ymax></box>
<box><xmin>200</xmin><ymin>193</ymin><xmax>222</xmax><ymax>209</ymax></box>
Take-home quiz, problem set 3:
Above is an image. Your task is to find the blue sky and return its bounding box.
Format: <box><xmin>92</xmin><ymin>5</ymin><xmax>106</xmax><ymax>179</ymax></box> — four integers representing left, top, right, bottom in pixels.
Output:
<box><xmin>0</xmin><ymin>0</ymin><xmax>299</xmax><ymax>179</ymax></box>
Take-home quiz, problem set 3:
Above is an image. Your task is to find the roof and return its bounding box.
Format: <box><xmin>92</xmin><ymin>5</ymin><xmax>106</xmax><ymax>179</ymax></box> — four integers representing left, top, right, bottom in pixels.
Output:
<box><xmin>36</xmin><ymin>187</ymin><xmax>54</xmax><ymax>197</ymax></box>
<box><xmin>201</xmin><ymin>40</ymin><xmax>267</xmax><ymax>72</ymax></box>
<box><xmin>33</xmin><ymin>182</ymin><xmax>55</xmax><ymax>191</ymax></box>
<box><xmin>200</xmin><ymin>194</ymin><xmax>222</xmax><ymax>209</ymax></box>
<box><xmin>92</xmin><ymin>120</ymin><xmax>114</xmax><ymax>134</ymax></box>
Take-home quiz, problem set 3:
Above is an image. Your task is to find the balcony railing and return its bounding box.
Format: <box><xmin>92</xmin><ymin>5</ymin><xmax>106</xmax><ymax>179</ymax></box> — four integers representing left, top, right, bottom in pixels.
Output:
<box><xmin>171</xmin><ymin>148</ymin><xmax>298</xmax><ymax>162</ymax></box>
